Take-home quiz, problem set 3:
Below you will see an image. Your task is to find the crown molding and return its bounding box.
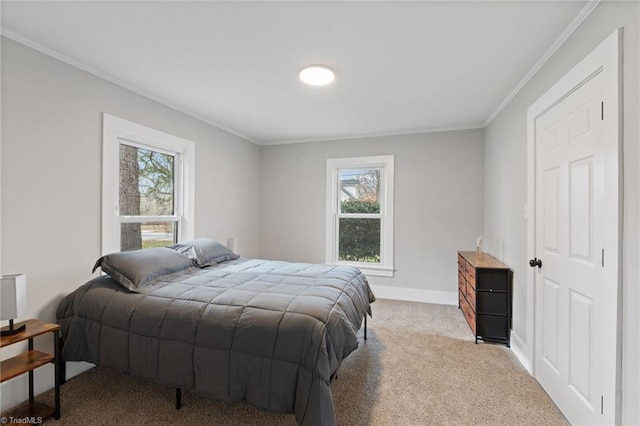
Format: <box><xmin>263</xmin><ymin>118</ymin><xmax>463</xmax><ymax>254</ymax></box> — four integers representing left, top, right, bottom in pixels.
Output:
<box><xmin>262</xmin><ymin>124</ymin><xmax>484</xmax><ymax>146</ymax></box>
<box><xmin>483</xmin><ymin>0</ymin><xmax>601</xmax><ymax>127</ymax></box>
<box><xmin>0</xmin><ymin>29</ymin><xmax>260</xmax><ymax>145</ymax></box>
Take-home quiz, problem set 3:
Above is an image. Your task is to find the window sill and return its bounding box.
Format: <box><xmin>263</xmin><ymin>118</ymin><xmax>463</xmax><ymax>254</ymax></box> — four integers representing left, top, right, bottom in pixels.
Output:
<box><xmin>331</xmin><ymin>262</ymin><xmax>395</xmax><ymax>278</ymax></box>
<box><xmin>360</xmin><ymin>266</ymin><xmax>394</xmax><ymax>278</ymax></box>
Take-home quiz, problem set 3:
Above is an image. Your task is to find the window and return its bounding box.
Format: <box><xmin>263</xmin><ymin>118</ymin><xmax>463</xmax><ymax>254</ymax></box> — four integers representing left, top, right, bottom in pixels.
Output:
<box><xmin>102</xmin><ymin>114</ymin><xmax>195</xmax><ymax>254</ymax></box>
<box><xmin>326</xmin><ymin>155</ymin><xmax>394</xmax><ymax>277</ymax></box>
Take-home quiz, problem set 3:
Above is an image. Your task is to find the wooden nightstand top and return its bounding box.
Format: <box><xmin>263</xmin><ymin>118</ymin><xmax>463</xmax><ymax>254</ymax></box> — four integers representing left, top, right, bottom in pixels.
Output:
<box><xmin>0</xmin><ymin>319</ymin><xmax>60</xmax><ymax>348</ymax></box>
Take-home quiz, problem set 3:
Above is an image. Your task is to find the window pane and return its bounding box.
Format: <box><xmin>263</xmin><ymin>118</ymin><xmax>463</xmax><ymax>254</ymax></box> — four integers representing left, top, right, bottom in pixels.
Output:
<box><xmin>339</xmin><ymin>169</ymin><xmax>380</xmax><ymax>214</ymax></box>
<box><xmin>119</xmin><ymin>144</ymin><xmax>175</xmax><ymax>216</ymax></box>
<box><xmin>120</xmin><ymin>222</ymin><xmax>177</xmax><ymax>251</ymax></box>
<box><xmin>338</xmin><ymin>218</ymin><xmax>380</xmax><ymax>263</ymax></box>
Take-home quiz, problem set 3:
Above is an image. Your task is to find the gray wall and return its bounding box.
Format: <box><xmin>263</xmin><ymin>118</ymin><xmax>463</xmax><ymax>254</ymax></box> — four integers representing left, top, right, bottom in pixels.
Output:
<box><xmin>260</xmin><ymin>130</ymin><xmax>485</xmax><ymax>298</ymax></box>
<box><xmin>483</xmin><ymin>2</ymin><xmax>640</xmax><ymax>423</ymax></box>
<box><xmin>0</xmin><ymin>38</ymin><xmax>262</xmax><ymax>409</ymax></box>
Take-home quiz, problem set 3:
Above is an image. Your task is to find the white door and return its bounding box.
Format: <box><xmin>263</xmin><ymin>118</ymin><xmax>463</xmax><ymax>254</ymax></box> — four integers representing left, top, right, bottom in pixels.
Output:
<box><xmin>530</xmin><ymin>31</ymin><xmax>620</xmax><ymax>425</ymax></box>
<box><xmin>534</xmin><ymin>71</ymin><xmax>602</xmax><ymax>425</ymax></box>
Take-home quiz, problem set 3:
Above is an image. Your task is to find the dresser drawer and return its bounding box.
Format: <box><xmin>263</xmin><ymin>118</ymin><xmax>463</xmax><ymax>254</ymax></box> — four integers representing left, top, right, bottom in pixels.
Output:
<box><xmin>458</xmin><ymin>273</ymin><xmax>466</xmax><ymax>294</ymax></box>
<box><xmin>466</xmin><ymin>263</ymin><xmax>475</xmax><ymax>278</ymax></box>
<box><xmin>464</xmin><ymin>282</ymin><xmax>476</xmax><ymax>311</ymax></box>
<box><xmin>476</xmin><ymin>314</ymin><xmax>508</xmax><ymax>341</ymax></box>
<box><xmin>476</xmin><ymin>269</ymin><xmax>509</xmax><ymax>292</ymax></box>
<box><xmin>476</xmin><ymin>291</ymin><xmax>508</xmax><ymax>315</ymax></box>
<box><xmin>460</xmin><ymin>295</ymin><xmax>476</xmax><ymax>335</ymax></box>
<box><xmin>465</xmin><ymin>269</ymin><xmax>476</xmax><ymax>289</ymax></box>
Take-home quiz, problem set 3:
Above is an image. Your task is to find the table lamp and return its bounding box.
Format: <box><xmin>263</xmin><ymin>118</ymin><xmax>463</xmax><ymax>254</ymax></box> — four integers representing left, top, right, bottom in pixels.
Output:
<box><xmin>1</xmin><ymin>273</ymin><xmax>27</xmax><ymax>337</ymax></box>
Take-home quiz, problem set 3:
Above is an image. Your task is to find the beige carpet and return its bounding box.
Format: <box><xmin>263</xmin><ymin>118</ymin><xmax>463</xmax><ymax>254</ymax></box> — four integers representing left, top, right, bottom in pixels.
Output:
<box><xmin>36</xmin><ymin>299</ymin><xmax>567</xmax><ymax>425</ymax></box>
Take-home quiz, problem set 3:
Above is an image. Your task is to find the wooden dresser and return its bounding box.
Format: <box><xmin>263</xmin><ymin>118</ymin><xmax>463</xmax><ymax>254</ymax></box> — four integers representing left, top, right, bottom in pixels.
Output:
<box><xmin>457</xmin><ymin>251</ymin><xmax>512</xmax><ymax>346</ymax></box>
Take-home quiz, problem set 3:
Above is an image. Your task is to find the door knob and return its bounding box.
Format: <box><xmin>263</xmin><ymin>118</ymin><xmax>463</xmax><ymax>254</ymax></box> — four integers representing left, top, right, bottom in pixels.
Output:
<box><xmin>529</xmin><ymin>258</ymin><xmax>542</xmax><ymax>268</ymax></box>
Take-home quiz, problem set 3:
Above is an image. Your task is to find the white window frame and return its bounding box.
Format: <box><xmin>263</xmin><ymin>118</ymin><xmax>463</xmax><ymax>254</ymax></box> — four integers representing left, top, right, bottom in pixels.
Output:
<box><xmin>102</xmin><ymin>114</ymin><xmax>195</xmax><ymax>254</ymax></box>
<box><xmin>325</xmin><ymin>155</ymin><xmax>394</xmax><ymax>277</ymax></box>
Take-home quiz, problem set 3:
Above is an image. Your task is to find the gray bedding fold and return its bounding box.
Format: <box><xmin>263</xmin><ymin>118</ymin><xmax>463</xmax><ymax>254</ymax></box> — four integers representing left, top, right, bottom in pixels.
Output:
<box><xmin>57</xmin><ymin>258</ymin><xmax>375</xmax><ymax>426</ymax></box>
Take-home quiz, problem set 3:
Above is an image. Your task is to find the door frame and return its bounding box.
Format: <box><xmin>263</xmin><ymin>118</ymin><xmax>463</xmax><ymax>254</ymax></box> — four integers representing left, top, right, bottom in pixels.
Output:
<box><xmin>526</xmin><ymin>29</ymin><xmax>622</xmax><ymax>422</ymax></box>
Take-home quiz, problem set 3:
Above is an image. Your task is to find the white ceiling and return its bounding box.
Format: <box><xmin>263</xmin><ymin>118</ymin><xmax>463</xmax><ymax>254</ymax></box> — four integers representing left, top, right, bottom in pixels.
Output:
<box><xmin>1</xmin><ymin>1</ymin><xmax>590</xmax><ymax>144</ymax></box>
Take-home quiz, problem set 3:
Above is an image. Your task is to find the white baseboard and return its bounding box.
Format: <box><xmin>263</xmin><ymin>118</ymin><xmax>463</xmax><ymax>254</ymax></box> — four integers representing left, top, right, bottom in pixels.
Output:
<box><xmin>510</xmin><ymin>330</ymin><xmax>532</xmax><ymax>373</ymax></box>
<box><xmin>370</xmin><ymin>285</ymin><xmax>458</xmax><ymax>306</ymax></box>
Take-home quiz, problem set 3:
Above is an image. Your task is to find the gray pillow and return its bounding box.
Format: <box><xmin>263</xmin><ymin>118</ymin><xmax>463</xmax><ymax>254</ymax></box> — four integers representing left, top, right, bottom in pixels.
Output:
<box><xmin>92</xmin><ymin>247</ymin><xmax>194</xmax><ymax>292</ymax></box>
<box><xmin>169</xmin><ymin>238</ymin><xmax>239</xmax><ymax>267</ymax></box>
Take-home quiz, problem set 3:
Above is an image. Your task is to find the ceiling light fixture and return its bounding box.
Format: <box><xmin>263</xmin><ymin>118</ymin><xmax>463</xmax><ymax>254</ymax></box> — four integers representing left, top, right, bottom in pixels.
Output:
<box><xmin>299</xmin><ymin>65</ymin><xmax>335</xmax><ymax>86</ymax></box>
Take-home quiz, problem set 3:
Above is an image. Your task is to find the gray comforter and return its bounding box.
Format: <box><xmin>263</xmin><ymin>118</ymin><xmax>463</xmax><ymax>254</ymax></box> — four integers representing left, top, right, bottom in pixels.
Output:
<box><xmin>57</xmin><ymin>258</ymin><xmax>375</xmax><ymax>425</ymax></box>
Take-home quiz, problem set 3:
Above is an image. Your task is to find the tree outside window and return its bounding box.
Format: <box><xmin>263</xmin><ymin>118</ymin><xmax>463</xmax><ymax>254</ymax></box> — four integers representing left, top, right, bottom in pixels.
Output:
<box><xmin>119</xmin><ymin>144</ymin><xmax>177</xmax><ymax>251</ymax></box>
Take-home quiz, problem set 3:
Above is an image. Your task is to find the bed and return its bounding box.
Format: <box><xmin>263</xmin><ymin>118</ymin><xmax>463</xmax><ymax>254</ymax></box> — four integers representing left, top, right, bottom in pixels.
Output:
<box><xmin>56</xmin><ymin>240</ymin><xmax>375</xmax><ymax>426</ymax></box>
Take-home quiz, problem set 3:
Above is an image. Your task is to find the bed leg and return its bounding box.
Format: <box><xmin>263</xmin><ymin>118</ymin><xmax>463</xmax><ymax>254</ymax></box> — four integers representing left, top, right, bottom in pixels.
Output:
<box><xmin>364</xmin><ymin>315</ymin><xmax>368</xmax><ymax>341</ymax></box>
<box><xmin>176</xmin><ymin>388</ymin><xmax>182</xmax><ymax>410</ymax></box>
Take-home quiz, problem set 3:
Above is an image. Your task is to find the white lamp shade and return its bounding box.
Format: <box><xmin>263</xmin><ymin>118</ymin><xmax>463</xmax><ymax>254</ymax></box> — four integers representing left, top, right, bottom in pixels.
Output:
<box><xmin>1</xmin><ymin>274</ymin><xmax>27</xmax><ymax>320</ymax></box>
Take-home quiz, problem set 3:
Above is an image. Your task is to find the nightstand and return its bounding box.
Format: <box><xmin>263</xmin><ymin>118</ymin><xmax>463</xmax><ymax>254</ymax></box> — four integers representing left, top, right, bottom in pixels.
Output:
<box><xmin>0</xmin><ymin>319</ymin><xmax>61</xmax><ymax>421</ymax></box>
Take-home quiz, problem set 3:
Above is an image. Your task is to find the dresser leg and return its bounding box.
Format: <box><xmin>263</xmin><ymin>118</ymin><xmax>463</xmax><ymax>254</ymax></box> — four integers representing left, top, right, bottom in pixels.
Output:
<box><xmin>176</xmin><ymin>388</ymin><xmax>182</xmax><ymax>410</ymax></box>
